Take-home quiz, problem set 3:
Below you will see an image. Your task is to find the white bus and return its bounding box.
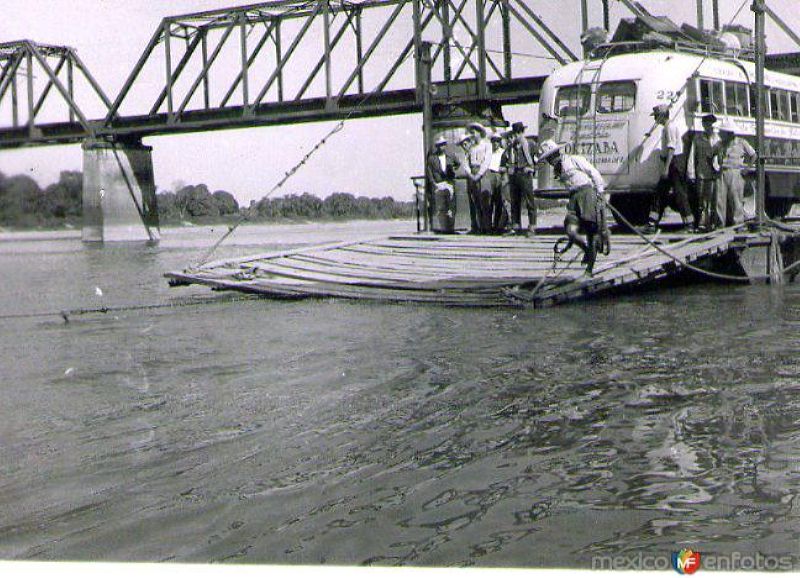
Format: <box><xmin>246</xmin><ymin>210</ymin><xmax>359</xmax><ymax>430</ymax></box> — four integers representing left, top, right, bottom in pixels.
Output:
<box><xmin>536</xmin><ymin>42</ymin><xmax>800</xmax><ymax>224</ymax></box>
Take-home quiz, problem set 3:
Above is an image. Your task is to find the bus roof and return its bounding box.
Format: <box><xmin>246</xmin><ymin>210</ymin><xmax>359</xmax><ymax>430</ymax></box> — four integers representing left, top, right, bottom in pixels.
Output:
<box><xmin>547</xmin><ymin>49</ymin><xmax>800</xmax><ymax>92</ymax></box>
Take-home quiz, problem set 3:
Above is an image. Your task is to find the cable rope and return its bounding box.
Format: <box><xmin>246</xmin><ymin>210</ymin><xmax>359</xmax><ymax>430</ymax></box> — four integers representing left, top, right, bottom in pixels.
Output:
<box><xmin>0</xmin><ymin>294</ymin><xmax>261</xmax><ymax>323</ymax></box>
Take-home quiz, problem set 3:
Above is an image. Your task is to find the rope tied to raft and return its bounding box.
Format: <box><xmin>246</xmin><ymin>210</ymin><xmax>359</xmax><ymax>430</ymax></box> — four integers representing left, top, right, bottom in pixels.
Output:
<box><xmin>0</xmin><ymin>295</ymin><xmax>261</xmax><ymax>323</ymax></box>
<box><xmin>504</xmin><ymin>237</ymin><xmax>581</xmax><ymax>302</ymax></box>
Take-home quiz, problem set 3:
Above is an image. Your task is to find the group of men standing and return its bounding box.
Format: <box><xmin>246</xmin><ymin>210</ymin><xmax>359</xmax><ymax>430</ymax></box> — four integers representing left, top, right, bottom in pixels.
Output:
<box><xmin>424</xmin><ymin>104</ymin><xmax>758</xmax><ymax>277</ymax></box>
<box><xmin>426</xmin><ymin>120</ymin><xmax>538</xmax><ymax>236</ymax></box>
<box><xmin>643</xmin><ymin>103</ymin><xmax>757</xmax><ymax>234</ymax></box>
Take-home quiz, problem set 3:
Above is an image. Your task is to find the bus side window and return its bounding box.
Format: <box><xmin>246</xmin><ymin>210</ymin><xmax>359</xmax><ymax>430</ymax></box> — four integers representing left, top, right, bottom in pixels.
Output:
<box><xmin>792</xmin><ymin>93</ymin><xmax>800</xmax><ymax>124</ymax></box>
<box><xmin>699</xmin><ymin>78</ymin><xmax>723</xmax><ymax>114</ymax></box>
<box><xmin>758</xmin><ymin>86</ymin><xmax>773</xmax><ymax>119</ymax></box>
<box><xmin>736</xmin><ymin>83</ymin><xmax>749</xmax><ymax>116</ymax></box>
<box><xmin>725</xmin><ymin>82</ymin><xmax>748</xmax><ymax>116</ymax></box>
<box><xmin>770</xmin><ymin>89</ymin><xmax>788</xmax><ymax>121</ymax></box>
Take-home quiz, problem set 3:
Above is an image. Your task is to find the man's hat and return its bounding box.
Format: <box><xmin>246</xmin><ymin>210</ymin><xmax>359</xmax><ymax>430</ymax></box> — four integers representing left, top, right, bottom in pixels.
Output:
<box><xmin>490</xmin><ymin>132</ymin><xmax>503</xmax><ymax>142</ymax></box>
<box><xmin>718</xmin><ymin>118</ymin><xmax>738</xmax><ymax>134</ymax></box>
<box><xmin>537</xmin><ymin>139</ymin><xmax>566</xmax><ymax>162</ymax></box>
<box><xmin>434</xmin><ymin>135</ymin><xmax>448</xmax><ymax>146</ymax></box>
<box><xmin>701</xmin><ymin>113</ymin><xmax>718</xmax><ymax>124</ymax></box>
<box><xmin>459</xmin><ymin>133</ymin><xmax>473</xmax><ymax>144</ymax></box>
<box><xmin>466</xmin><ymin>122</ymin><xmax>487</xmax><ymax>137</ymax></box>
<box><xmin>512</xmin><ymin>121</ymin><xmax>527</xmax><ymax>133</ymax></box>
<box><xmin>651</xmin><ymin>104</ymin><xmax>670</xmax><ymax>117</ymax></box>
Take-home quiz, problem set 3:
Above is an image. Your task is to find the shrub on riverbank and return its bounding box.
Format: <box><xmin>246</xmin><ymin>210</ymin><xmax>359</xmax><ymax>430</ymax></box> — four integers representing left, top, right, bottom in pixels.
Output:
<box><xmin>0</xmin><ymin>171</ymin><xmax>416</xmax><ymax>228</ymax></box>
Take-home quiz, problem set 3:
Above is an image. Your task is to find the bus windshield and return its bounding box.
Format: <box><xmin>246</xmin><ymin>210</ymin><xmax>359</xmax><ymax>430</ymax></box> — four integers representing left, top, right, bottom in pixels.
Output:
<box><xmin>596</xmin><ymin>81</ymin><xmax>636</xmax><ymax>113</ymax></box>
<box><xmin>555</xmin><ymin>85</ymin><xmax>591</xmax><ymax>117</ymax></box>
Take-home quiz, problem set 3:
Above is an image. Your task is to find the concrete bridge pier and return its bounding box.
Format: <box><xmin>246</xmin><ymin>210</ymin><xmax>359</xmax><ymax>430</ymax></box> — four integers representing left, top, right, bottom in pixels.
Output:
<box><xmin>81</xmin><ymin>138</ymin><xmax>160</xmax><ymax>243</ymax></box>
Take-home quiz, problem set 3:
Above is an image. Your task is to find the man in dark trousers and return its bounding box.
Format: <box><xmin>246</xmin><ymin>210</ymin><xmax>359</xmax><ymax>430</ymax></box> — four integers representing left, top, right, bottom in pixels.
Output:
<box><xmin>642</xmin><ymin>104</ymin><xmax>694</xmax><ymax>233</ymax></box>
<box><xmin>458</xmin><ymin>134</ymin><xmax>479</xmax><ymax>233</ymax></box>
<box><xmin>426</xmin><ymin>135</ymin><xmax>457</xmax><ymax>230</ymax></box>
<box><xmin>505</xmin><ymin>121</ymin><xmax>538</xmax><ymax>235</ymax></box>
<box><xmin>538</xmin><ymin>139</ymin><xmax>609</xmax><ymax>276</ymax></box>
<box><xmin>465</xmin><ymin>122</ymin><xmax>494</xmax><ymax>234</ymax></box>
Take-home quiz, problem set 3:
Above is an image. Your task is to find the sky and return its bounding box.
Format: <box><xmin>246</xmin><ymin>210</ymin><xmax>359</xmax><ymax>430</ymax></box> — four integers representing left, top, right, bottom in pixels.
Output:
<box><xmin>0</xmin><ymin>0</ymin><xmax>799</xmax><ymax>204</ymax></box>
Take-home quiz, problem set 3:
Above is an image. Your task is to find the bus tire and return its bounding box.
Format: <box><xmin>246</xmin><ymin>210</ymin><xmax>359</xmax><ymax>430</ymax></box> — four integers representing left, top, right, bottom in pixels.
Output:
<box><xmin>765</xmin><ymin>197</ymin><xmax>792</xmax><ymax>219</ymax></box>
<box><xmin>609</xmin><ymin>193</ymin><xmax>652</xmax><ymax>228</ymax></box>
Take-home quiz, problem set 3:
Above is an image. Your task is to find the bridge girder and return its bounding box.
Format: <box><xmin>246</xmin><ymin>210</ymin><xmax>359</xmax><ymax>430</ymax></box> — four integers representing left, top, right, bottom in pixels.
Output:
<box><xmin>0</xmin><ymin>0</ymin><xmax>574</xmax><ymax>148</ymax></box>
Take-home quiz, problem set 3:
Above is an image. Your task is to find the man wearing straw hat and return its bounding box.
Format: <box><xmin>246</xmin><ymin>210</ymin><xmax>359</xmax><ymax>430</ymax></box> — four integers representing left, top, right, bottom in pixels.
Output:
<box><xmin>465</xmin><ymin>122</ymin><xmax>494</xmax><ymax>234</ymax></box>
<box><xmin>538</xmin><ymin>139</ymin><xmax>609</xmax><ymax>276</ymax></box>
<box><xmin>713</xmin><ymin>118</ymin><xmax>756</xmax><ymax>227</ymax></box>
<box><xmin>426</xmin><ymin>135</ymin><xmax>458</xmax><ymax>229</ymax></box>
<box><xmin>642</xmin><ymin>104</ymin><xmax>694</xmax><ymax>233</ymax></box>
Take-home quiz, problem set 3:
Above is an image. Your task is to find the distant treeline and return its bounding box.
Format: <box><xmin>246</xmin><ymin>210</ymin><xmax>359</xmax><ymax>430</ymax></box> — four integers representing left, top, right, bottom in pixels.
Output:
<box><xmin>0</xmin><ymin>171</ymin><xmax>83</xmax><ymax>227</ymax></box>
<box><xmin>0</xmin><ymin>171</ymin><xmax>414</xmax><ymax>228</ymax></box>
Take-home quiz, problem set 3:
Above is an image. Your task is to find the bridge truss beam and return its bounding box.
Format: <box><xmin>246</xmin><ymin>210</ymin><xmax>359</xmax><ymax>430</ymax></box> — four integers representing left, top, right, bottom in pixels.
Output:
<box><xmin>0</xmin><ymin>0</ymin><xmax>572</xmax><ymax>148</ymax></box>
<box><xmin>0</xmin><ymin>41</ymin><xmax>112</xmax><ymax>145</ymax></box>
<box><xmin>3</xmin><ymin>0</ymin><xmax>798</xmax><ymax>150</ymax></box>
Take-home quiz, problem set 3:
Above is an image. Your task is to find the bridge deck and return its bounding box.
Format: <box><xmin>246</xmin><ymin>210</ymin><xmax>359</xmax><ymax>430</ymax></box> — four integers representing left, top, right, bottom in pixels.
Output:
<box><xmin>165</xmin><ymin>228</ymin><xmax>743</xmax><ymax>307</ymax></box>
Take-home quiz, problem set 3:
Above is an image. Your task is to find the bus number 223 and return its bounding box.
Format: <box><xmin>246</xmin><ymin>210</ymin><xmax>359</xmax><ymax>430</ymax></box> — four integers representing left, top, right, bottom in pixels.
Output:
<box><xmin>656</xmin><ymin>89</ymin><xmax>680</xmax><ymax>103</ymax></box>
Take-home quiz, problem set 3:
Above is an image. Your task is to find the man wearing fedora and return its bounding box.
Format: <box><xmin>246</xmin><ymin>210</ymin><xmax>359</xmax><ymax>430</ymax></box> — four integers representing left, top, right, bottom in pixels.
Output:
<box><xmin>687</xmin><ymin>113</ymin><xmax>720</xmax><ymax>231</ymax></box>
<box><xmin>642</xmin><ymin>104</ymin><xmax>694</xmax><ymax>233</ymax></box>
<box><xmin>488</xmin><ymin>131</ymin><xmax>512</xmax><ymax>233</ymax></box>
<box><xmin>713</xmin><ymin>118</ymin><xmax>756</xmax><ymax>227</ymax></box>
<box><xmin>505</xmin><ymin>121</ymin><xmax>538</xmax><ymax>235</ymax></box>
<box><xmin>538</xmin><ymin>139</ymin><xmax>609</xmax><ymax>276</ymax></box>
<box><xmin>458</xmin><ymin>133</ymin><xmax>479</xmax><ymax>232</ymax></box>
<box><xmin>426</xmin><ymin>135</ymin><xmax>458</xmax><ymax>230</ymax></box>
<box><xmin>465</xmin><ymin>122</ymin><xmax>494</xmax><ymax>234</ymax></box>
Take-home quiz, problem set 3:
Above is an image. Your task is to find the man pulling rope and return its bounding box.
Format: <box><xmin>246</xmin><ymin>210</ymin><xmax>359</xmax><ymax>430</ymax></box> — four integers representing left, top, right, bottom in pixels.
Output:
<box><xmin>537</xmin><ymin>139</ymin><xmax>611</xmax><ymax>276</ymax></box>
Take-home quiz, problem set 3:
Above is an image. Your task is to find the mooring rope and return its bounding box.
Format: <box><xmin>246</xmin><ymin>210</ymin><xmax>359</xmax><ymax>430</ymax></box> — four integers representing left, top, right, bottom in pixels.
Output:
<box><xmin>0</xmin><ymin>294</ymin><xmax>260</xmax><ymax>323</ymax></box>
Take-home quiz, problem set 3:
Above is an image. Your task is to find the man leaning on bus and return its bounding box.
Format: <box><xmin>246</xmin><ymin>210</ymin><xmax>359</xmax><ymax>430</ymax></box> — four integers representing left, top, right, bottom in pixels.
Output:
<box><xmin>642</xmin><ymin>104</ymin><xmax>694</xmax><ymax>233</ymax></box>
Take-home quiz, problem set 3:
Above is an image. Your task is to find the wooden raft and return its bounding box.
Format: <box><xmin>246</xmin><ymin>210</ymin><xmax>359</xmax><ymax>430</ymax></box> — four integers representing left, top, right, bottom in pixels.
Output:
<box><xmin>165</xmin><ymin>229</ymin><xmax>739</xmax><ymax>307</ymax></box>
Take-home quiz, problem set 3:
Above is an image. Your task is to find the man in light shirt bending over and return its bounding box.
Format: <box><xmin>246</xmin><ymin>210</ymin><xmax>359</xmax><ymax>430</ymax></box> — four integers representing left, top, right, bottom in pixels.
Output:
<box><xmin>538</xmin><ymin>139</ymin><xmax>610</xmax><ymax>276</ymax></box>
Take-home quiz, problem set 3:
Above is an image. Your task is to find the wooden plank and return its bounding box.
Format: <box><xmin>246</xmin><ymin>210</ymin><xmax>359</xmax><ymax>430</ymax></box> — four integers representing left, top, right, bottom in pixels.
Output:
<box><xmin>297</xmin><ymin>246</ymin><xmax>584</xmax><ymax>273</ymax></box>
<box><xmin>196</xmin><ymin>234</ymin><xmax>391</xmax><ymax>271</ymax></box>
<box><xmin>533</xmin><ymin>231</ymin><xmax>736</xmax><ymax>304</ymax></box>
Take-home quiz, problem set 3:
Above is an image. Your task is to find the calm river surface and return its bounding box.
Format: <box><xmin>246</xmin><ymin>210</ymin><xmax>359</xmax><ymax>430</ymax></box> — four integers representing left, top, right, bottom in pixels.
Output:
<box><xmin>1</xmin><ymin>219</ymin><xmax>799</xmax><ymax>569</ymax></box>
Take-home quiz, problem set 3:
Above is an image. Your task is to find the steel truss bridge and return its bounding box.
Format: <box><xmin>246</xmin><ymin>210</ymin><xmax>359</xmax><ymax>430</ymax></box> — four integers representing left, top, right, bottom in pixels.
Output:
<box><xmin>0</xmin><ymin>0</ymin><xmax>799</xmax><ymax>150</ymax></box>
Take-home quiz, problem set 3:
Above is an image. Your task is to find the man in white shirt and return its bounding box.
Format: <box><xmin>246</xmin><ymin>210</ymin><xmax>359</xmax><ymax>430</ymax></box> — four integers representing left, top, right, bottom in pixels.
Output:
<box><xmin>488</xmin><ymin>132</ymin><xmax>511</xmax><ymax>232</ymax></box>
<box><xmin>538</xmin><ymin>139</ymin><xmax>610</xmax><ymax>276</ymax></box>
<box><xmin>643</xmin><ymin>104</ymin><xmax>694</xmax><ymax>233</ymax></box>
<box><xmin>465</xmin><ymin>122</ymin><xmax>494</xmax><ymax>234</ymax></box>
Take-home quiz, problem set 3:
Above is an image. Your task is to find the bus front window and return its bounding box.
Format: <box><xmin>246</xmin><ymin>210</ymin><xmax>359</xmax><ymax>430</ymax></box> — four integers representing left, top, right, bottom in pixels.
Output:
<box><xmin>555</xmin><ymin>85</ymin><xmax>591</xmax><ymax>117</ymax></box>
<box><xmin>597</xmin><ymin>81</ymin><xmax>636</xmax><ymax>113</ymax></box>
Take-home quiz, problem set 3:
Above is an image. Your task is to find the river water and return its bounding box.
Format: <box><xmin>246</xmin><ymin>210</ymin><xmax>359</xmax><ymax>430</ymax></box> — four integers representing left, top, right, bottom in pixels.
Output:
<box><xmin>1</xmin><ymin>219</ymin><xmax>799</xmax><ymax>569</ymax></box>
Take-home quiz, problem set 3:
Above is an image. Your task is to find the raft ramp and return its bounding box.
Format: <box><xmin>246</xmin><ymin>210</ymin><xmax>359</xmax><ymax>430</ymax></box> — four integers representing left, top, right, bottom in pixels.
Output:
<box><xmin>165</xmin><ymin>229</ymin><xmax>742</xmax><ymax>307</ymax></box>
